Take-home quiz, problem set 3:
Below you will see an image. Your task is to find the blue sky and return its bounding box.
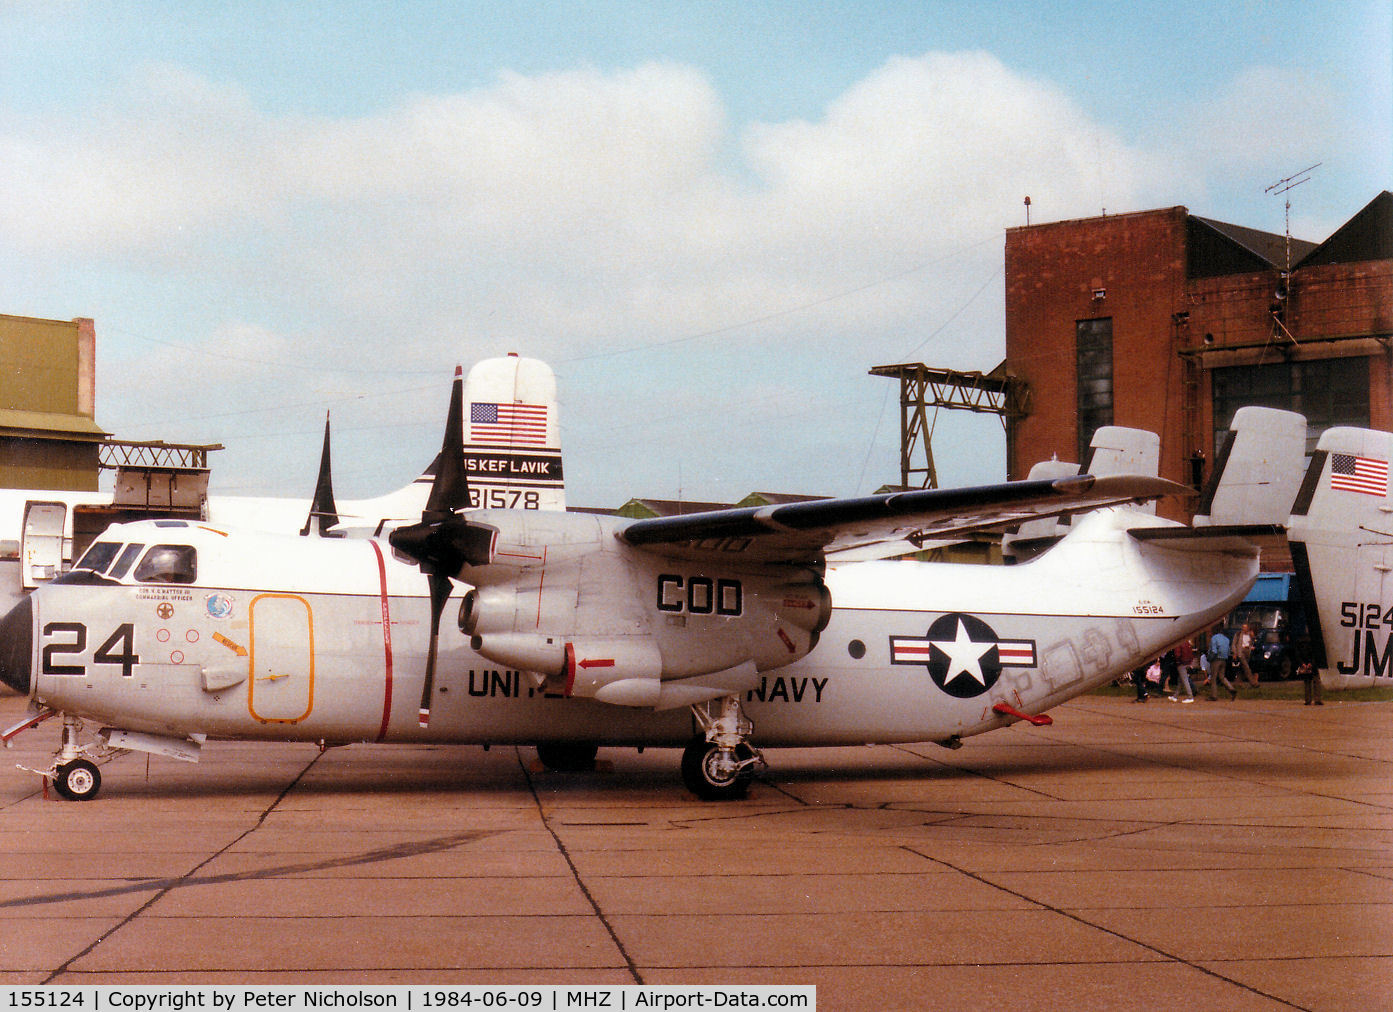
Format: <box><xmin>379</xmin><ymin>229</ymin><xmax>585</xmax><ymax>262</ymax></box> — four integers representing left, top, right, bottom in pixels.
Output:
<box><xmin>3</xmin><ymin>1</ymin><xmax>1389</xmax><ymax>506</ymax></box>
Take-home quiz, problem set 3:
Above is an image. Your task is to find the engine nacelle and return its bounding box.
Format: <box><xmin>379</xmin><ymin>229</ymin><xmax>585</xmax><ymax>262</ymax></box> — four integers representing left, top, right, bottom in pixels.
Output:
<box><xmin>465</xmin><ymin>630</ymin><xmax>668</xmax><ymax>706</ymax></box>
<box><xmin>468</xmin><ymin>631</ymin><xmax>566</xmax><ymax>677</ymax></box>
<box><xmin>460</xmin><ymin>586</ymin><xmax>541</xmax><ymax>638</ymax></box>
<box><xmin>451</xmin><ymin>510</ymin><xmax>837</xmax><ymax>707</ymax></box>
<box><xmin>774</xmin><ymin>579</ymin><xmax>833</xmax><ymax>635</ymax></box>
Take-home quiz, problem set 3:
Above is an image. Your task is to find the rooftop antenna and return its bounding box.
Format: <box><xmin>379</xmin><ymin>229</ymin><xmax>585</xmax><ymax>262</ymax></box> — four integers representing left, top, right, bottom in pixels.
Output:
<box><xmin>1265</xmin><ymin>162</ymin><xmax>1321</xmax><ymax>275</ymax></box>
<box><xmin>1263</xmin><ymin>163</ymin><xmax>1320</xmax><ymax>348</ymax></box>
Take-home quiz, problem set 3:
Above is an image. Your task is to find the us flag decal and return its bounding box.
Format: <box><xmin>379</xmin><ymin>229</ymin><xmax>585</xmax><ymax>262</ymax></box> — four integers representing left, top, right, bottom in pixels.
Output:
<box><xmin>470</xmin><ymin>402</ymin><xmax>549</xmax><ymax>446</ymax></box>
<box><xmin>1329</xmin><ymin>453</ymin><xmax>1389</xmax><ymax>497</ymax></box>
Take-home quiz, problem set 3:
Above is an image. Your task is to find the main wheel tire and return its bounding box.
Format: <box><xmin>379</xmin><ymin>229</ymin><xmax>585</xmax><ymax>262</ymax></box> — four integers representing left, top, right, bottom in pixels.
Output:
<box><xmin>681</xmin><ymin>738</ymin><xmax>755</xmax><ymax>801</ymax></box>
<box><xmin>55</xmin><ymin>759</ymin><xmax>101</xmax><ymax>801</ymax></box>
<box><xmin>535</xmin><ymin>742</ymin><xmax>599</xmax><ymax>772</ymax></box>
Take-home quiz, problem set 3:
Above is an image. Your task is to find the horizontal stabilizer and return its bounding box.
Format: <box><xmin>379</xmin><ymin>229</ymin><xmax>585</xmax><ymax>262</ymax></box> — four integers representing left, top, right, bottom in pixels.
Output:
<box><xmin>1129</xmin><ymin>523</ymin><xmax>1284</xmax><ymax>554</ymax></box>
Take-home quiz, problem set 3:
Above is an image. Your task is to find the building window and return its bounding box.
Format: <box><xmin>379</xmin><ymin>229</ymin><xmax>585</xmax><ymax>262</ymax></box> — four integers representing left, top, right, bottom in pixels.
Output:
<box><xmin>1211</xmin><ymin>358</ymin><xmax>1370</xmax><ymax>455</ymax></box>
<box><xmin>1076</xmin><ymin>318</ymin><xmax>1113</xmax><ymax>462</ymax></box>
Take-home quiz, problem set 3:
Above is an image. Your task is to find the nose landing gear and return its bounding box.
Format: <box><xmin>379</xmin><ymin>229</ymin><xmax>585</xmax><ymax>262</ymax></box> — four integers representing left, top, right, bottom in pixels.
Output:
<box><xmin>11</xmin><ymin>712</ymin><xmax>114</xmax><ymax>801</ymax></box>
<box><xmin>53</xmin><ymin>757</ymin><xmax>101</xmax><ymax>801</ymax></box>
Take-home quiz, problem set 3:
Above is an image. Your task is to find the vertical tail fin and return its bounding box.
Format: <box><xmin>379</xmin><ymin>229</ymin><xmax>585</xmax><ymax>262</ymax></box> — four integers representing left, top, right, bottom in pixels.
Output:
<box><xmin>346</xmin><ymin>356</ymin><xmax>565</xmax><ymax>534</ymax></box>
<box><xmin>1193</xmin><ymin>407</ymin><xmax>1307</xmax><ymax>527</ymax></box>
<box><xmin>458</xmin><ymin>353</ymin><xmax>565</xmax><ymax>511</ymax></box>
<box><xmin>1003</xmin><ymin>426</ymin><xmax>1158</xmax><ymax>562</ymax></box>
<box><xmin>1287</xmin><ymin>427</ymin><xmax>1393</xmax><ymax>689</ymax></box>
<box><xmin>1086</xmin><ymin>425</ymin><xmax>1161</xmax><ymax>492</ymax></box>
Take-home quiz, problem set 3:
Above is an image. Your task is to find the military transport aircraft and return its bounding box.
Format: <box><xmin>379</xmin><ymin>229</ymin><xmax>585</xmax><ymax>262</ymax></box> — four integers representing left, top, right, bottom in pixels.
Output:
<box><xmin>0</xmin><ymin>370</ymin><xmax>1385</xmax><ymax>800</ymax></box>
<box><xmin>1287</xmin><ymin>426</ymin><xmax>1393</xmax><ymax>690</ymax></box>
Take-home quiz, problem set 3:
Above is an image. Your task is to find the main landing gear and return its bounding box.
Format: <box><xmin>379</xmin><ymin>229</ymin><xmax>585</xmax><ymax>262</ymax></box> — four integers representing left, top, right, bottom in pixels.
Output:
<box><xmin>683</xmin><ymin>695</ymin><xmax>763</xmax><ymax>801</ymax></box>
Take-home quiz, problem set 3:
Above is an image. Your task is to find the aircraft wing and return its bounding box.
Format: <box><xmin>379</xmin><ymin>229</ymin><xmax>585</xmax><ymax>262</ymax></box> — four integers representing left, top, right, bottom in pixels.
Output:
<box><xmin>619</xmin><ymin>474</ymin><xmax>1188</xmax><ymax>564</ymax></box>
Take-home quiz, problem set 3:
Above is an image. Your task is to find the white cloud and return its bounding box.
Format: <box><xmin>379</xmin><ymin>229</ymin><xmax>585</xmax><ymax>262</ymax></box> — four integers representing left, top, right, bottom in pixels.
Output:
<box><xmin>2</xmin><ymin>51</ymin><xmax>1173</xmax><ymax>499</ymax></box>
<box><xmin>744</xmin><ymin>52</ymin><xmax>1163</xmax><ymax>243</ymax></box>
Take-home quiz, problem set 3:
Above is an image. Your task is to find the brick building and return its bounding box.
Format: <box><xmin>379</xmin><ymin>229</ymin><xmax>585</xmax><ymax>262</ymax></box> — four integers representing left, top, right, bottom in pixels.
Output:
<box><xmin>1004</xmin><ymin>192</ymin><xmax>1392</xmax><ymax>520</ymax></box>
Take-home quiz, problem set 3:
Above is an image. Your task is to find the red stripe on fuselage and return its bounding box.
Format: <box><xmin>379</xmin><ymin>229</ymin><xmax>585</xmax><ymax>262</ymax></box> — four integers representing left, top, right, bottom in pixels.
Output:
<box><xmin>370</xmin><ymin>541</ymin><xmax>394</xmax><ymax>741</ymax></box>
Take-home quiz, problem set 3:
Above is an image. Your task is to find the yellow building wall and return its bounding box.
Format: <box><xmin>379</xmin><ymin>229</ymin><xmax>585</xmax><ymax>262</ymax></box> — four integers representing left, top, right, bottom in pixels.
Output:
<box><xmin>0</xmin><ymin>314</ymin><xmax>103</xmax><ymax>490</ymax></box>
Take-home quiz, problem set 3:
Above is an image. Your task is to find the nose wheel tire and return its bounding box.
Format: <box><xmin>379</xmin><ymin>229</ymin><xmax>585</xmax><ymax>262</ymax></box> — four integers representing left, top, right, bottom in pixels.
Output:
<box><xmin>681</xmin><ymin>738</ymin><xmax>756</xmax><ymax>801</ymax></box>
<box><xmin>54</xmin><ymin>759</ymin><xmax>101</xmax><ymax>801</ymax></box>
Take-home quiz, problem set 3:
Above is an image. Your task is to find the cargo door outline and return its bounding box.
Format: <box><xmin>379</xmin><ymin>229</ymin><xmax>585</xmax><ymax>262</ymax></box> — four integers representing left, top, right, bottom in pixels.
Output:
<box><xmin>248</xmin><ymin>594</ymin><xmax>314</xmax><ymax>723</ymax></box>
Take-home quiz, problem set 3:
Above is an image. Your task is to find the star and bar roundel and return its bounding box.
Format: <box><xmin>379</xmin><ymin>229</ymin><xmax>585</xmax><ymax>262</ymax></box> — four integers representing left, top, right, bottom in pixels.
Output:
<box><xmin>890</xmin><ymin>613</ymin><xmax>1037</xmax><ymax>698</ymax></box>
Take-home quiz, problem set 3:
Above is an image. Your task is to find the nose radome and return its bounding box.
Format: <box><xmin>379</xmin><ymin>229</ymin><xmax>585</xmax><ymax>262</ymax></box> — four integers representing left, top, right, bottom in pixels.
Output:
<box><xmin>0</xmin><ymin>596</ymin><xmax>33</xmax><ymax>695</ymax></box>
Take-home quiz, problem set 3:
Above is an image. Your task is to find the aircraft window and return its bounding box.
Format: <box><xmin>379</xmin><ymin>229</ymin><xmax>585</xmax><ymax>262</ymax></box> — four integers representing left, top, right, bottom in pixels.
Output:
<box><xmin>134</xmin><ymin>545</ymin><xmax>198</xmax><ymax>584</ymax></box>
<box><xmin>848</xmin><ymin>639</ymin><xmax>866</xmax><ymax>660</ymax></box>
<box><xmin>74</xmin><ymin>542</ymin><xmax>122</xmax><ymax>575</ymax></box>
<box><xmin>108</xmin><ymin>543</ymin><xmax>147</xmax><ymax>581</ymax></box>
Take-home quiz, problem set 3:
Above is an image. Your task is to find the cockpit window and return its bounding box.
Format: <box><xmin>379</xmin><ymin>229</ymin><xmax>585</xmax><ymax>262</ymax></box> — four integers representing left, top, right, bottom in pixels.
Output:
<box><xmin>133</xmin><ymin>545</ymin><xmax>197</xmax><ymax>584</ymax></box>
<box><xmin>74</xmin><ymin>542</ymin><xmax>122</xmax><ymax>575</ymax></box>
<box><xmin>108</xmin><ymin>543</ymin><xmax>146</xmax><ymax>581</ymax></box>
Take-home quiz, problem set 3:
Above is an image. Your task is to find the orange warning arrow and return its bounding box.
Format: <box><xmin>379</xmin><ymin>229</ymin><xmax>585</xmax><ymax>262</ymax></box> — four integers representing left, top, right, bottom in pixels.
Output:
<box><xmin>213</xmin><ymin>632</ymin><xmax>248</xmax><ymax>657</ymax></box>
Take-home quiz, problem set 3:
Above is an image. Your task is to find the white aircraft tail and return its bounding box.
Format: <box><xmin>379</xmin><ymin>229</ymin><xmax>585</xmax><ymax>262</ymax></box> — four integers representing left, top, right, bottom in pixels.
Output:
<box><xmin>295</xmin><ymin>354</ymin><xmax>565</xmax><ymax>536</ymax></box>
<box><xmin>1193</xmin><ymin>406</ymin><xmax>1307</xmax><ymax>527</ymax></box>
<box><xmin>1287</xmin><ymin>427</ymin><xmax>1393</xmax><ymax>689</ymax></box>
<box><xmin>1086</xmin><ymin>426</ymin><xmax>1161</xmax><ymax>498</ymax></box>
<box><xmin>459</xmin><ymin>353</ymin><xmax>565</xmax><ymax>511</ymax></box>
<box><xmin>1003</xmin><ymin>426</ymin><xmax>1159</xmax><ymax>562</ymax></box>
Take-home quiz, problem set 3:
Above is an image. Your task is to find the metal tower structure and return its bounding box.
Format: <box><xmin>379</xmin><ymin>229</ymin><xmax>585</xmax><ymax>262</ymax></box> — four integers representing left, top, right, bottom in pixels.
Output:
<box><xmin>869</xmin><ymin>362</ymin><xmax>1030</xmax><ymax>489</ymax></box>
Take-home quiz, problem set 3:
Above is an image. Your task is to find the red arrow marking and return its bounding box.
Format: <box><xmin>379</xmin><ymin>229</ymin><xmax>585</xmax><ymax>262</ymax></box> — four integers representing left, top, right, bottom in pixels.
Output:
<box><xmin>578</xmin><ymin>658</ymin><xmax>615</xmax><ymax>669</ymax></box>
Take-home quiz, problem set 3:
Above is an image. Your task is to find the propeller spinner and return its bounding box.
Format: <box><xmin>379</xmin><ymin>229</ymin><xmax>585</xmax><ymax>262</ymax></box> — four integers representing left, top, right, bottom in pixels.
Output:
<box><xmin>389</xmin><ymin>366</ymin><xmax>496</xmax><ymax>727</ymax></box>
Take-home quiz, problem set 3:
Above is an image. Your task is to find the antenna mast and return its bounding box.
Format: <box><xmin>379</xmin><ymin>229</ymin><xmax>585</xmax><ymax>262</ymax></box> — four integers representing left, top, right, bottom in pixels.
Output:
<box><xmin>1265</xmin><ymin>162</ymin><xmax>1321</xmax><ymax>275</ymax></box>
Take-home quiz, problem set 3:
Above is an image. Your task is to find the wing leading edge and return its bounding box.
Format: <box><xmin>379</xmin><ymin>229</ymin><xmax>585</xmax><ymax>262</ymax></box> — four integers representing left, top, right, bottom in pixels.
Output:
<box><xmin>619</xmin><ymin>474</ymin><xmax>1189</xmax><ymax>563</ymax></box>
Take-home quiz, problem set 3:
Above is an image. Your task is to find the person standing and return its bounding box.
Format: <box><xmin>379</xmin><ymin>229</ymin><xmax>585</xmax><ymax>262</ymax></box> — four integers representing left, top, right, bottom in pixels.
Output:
<box><xmin>1169</xmin><ymin>640</ymin><xmax>1196</xmax><ymax>702</ymax></box>
<box><xmin>1234</xmin><ymin>623</ymin><xmax>1260</xmax><ymax>688</ymax></box>
<box><xmin>1130</xmin><ymin>663</ymin><xmax>1150</xmax><ymax>702</ymax></box>
<box><xmin>1297</xmin><ymin>640</ymin><xmax>1324</xmax><ymax>706</ymax></box>
<box><xmin>1207</xmin><ymin>624</ymin><xmax>1237</xmax><ymax>701</ymax></box>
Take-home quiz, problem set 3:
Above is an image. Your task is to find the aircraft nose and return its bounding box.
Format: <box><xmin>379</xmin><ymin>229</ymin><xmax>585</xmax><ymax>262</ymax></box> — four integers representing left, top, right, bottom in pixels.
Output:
<box><xmin>0</xmin><ymin>595</ymin><xmax>33</xmax><ymax>695</ymax></box>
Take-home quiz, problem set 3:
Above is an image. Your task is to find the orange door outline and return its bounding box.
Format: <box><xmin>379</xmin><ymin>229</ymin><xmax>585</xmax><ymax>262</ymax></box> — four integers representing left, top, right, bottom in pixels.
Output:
<box><xmin>248</xmin><ymin>593</ymin><xmax>315</xmax><ymax>723</ymax></box>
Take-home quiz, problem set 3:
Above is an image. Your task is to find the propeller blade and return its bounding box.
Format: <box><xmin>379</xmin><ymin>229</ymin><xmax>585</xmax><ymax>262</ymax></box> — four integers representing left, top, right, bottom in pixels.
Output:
<box><xmin>418</xmin><ymin>572</ymin><xmax>453</xmax><ymax>727</ymax></box>
<box><xmin>392</xmin><ymin>365</ymin><xmax>495</xmax><ymax>730</ymax></box>
<box><xmin>301</xmin><ymin>412</ymin><xmax>341</xmax><ymax>537</ymax></box>
<box><xmin>424</xmin><ymin>365</ymin><xmax>470</xmax><ymax>522</ymax></box>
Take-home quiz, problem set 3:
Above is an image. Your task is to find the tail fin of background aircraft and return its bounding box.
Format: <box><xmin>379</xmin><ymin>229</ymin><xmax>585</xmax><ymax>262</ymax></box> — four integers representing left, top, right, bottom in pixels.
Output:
<box><xmin>1003</xmin><ymin>426</ymin><xmax>1159</xmax><ymax>562</ymax></box>
<box><xmin>337</xmin><ymin>355</ymin><xmax>565</xmax><ymax>534</ymax></box>
<box><xmin>1086</xmin><ymin>426</ymin><xmax>1161</xmax><ymax>505</ymax></box>
<box><xmin>457</xmin><ymin>353</ymin><xmax>565</xmax><ymax>511</ymax></box>
<box><xmin>1193</xmin><ymin>406</ymin><xmax>1306</xmax><ymax>527</ymax></box>
<box><xmin>1287</xmin><ymin>426</ymin><xmax>1393</xmax><ymax>690</ymax></box>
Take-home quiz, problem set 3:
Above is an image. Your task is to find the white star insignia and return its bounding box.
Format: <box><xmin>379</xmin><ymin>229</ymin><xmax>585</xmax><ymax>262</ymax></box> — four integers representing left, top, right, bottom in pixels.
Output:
<box><xmin>931</xmin><ymin>617</ymin><xmax>992</xmax><ymax>686</ymax></box>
